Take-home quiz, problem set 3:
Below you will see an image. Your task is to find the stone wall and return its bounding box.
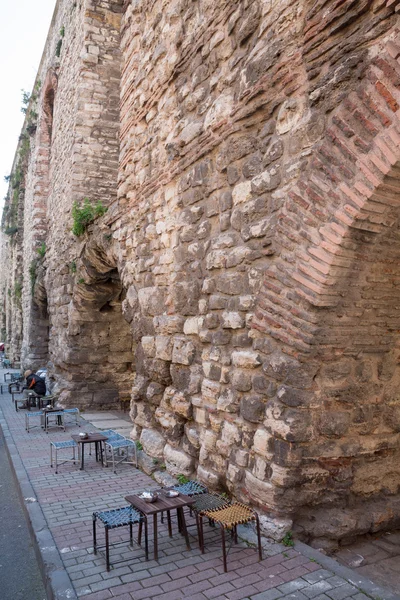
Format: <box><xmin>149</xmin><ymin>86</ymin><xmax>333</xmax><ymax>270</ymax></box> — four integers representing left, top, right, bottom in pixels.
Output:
<box><xmin>1</xmin><ymin>0</ymin><xmax>400</xmax><ymax>545</ymax></box>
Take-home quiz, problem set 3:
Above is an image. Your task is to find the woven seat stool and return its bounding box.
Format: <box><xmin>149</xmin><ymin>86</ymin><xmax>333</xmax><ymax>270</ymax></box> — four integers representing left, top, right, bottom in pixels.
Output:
<box><xmin>172</xmin><ymin>480</ymin><xmax>208</xmax><ymax>496</ymax></box>
<box><xmin>25</xmin><ymin>411</ymin><xmax>44</xmax><ymax>432</ymax></box>
<box><xmin>162</xmin><ymin>480</ymin><xmax>208</xmax><ymax>528</ymax></box>
<box><xmin>200</xmin><ymin>502</ymin><xmax>262</xmax><ymax>572</ymax></box>
<box><xmin>192</xmin><ymin>492</ymin><xmax>230</xmax><ymax>551</ymax></box>
<box><xmin>101</xmin><ymin>429</ymin><xmax>125</xmax><ymax>440</ymax></box>
<box><xmin>15</xmin><ymin>392</ymin><xmax>38</xmax><ymax>412</ymax></box>
<box><xmin>44</xmin><ymin>410</ymin><xmax>65</xmax><ymax>433</ymax></box>
<box><xmin>93</xmin><ymin>506</ymin><xmax>148</xmax><ymax>571</ymax></box>
<box><xmin>50</xmin><ymin>440</ymin><xmax>79</xmax><ymax>473</ymax></box>
<box><xmin>104</xmin><ymin>438</ymin><xmax>138</xmax><ymax>473</ymax></box>
<box><xmin>63</xmin><ymin>407</ymin><xmax>80</xmax><ymax>427</ymax></box>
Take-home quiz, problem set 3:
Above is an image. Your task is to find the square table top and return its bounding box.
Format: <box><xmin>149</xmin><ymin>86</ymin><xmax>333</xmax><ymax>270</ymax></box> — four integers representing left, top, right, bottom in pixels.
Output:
<box><xmin>125</xmin><ymin>491</ymin><xmax>195</xmax><ymax>515</ymax></box>
<box><xmin>71</xmin><ymin>433</ymin><xmax>108</xmax><ymax>443</ymax></box>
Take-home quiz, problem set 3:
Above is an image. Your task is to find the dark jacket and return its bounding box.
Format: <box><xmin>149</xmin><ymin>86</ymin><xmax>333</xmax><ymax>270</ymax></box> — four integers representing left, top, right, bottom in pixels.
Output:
<box><xmin>26</xmin><ymin>373</ymin><xmax>46</xmax><ymax>396</ymax></box>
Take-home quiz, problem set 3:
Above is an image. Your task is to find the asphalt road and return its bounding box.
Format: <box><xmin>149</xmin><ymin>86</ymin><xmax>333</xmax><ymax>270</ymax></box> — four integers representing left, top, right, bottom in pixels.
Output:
<box><xmin>0</xmin><ymin>427</ymin><xmax>47</xmax><ymax>600</ymax></box>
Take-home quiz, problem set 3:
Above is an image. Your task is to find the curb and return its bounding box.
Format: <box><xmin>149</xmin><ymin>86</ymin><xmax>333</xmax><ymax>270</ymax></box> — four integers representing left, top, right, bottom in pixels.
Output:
<box><xmin>0</xmin><ymin>404</ymin><xmax>77</xmax><ymax>600</ymax></box>
<box><xmin>237</xmin><ymin>526</ymin><xmax>400</xmax><ymax>600</ymax></box>
<box><xmin>296</xmin><ymin>541</ymin><xmax>400</xmax><ymax>600</ymax></box>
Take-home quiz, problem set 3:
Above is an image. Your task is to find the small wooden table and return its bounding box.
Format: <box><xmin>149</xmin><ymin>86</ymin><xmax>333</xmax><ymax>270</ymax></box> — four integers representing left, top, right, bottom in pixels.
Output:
<box><xmin>71</xmin><ymin>433</ymin><xmax>108</xmax><ymax>470</ymax></box>
<box><xmin>125</xmin><ymin>491</ymin><xmax>195</xmax><ymax>560</ymax></box>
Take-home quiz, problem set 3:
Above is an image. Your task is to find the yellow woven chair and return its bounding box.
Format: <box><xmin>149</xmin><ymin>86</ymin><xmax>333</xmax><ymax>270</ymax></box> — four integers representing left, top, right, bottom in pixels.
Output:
<box><xmin>200</xmin><ymin>502</ymin><xmax>262</xmax><ymax>572</ymax></box>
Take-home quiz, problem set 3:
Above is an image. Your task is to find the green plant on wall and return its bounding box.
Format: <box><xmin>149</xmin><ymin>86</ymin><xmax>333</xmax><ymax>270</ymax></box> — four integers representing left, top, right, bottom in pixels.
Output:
<box><xmin>4</xmin><ymin>226</ymin><xmax>18</xmax><ymax>236</ymax></box>
<box><xmin>70</xmin><ymin>261</ymin><xmax>77</xmax><ymax>273</ymax></box>
<box><xmin>55</xmin><ymin>39</ymin><xmax>62</xmax><ymax>57</ymax></box>
<box><xmin>14</xmin><ymin>280</ymin><xmax>23</xmax><ymax>302</ymax></box>
<box><xmin>20</xmin><ymin>89</ymin><xmax>31</xmax><ymax>115</ymax></box>
<box><xmin>176</xmin><ymin>474</ymin><xmax>189</xmax><ymax>484</ymax></box>
<box><xmin>29</xmin><ymin>260</ymin><xmax>37</xmax><ymax>294</ymax></box>
<box><xmin>71</xmin><ymin>198</ymin><xmax>108</xmax><ymax>236</ymax></box>
<box><xmin>37</xmin><ymin>242</ymin><xmax>46</xmax><ymax>258</ymax></box>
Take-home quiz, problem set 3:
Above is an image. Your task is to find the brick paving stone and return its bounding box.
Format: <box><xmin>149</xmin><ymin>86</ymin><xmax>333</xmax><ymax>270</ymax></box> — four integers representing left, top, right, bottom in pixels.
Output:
<box><xmin>106</xmin><ymin>581</ymin><xmax>142</xmax><ymax>595</ymax></box>
<box><xmin>76</xmin><ymin>586</ymin><xmax>94</xmax><ymax>597</ymax></box>
<box><xmin>253</xmin><ymin>577</ymin><xmax>286</xmax><ymax>593</ymax></box>
<box><xmin>90</xmin><ymin>577</ymin><xmax>122</xmax><ymax>592</ymax></box>
<box><xmin>279</xmin><ymin>592</ymin><xmax>308</xmax><ymax>600</ymax></box>
<box><xmin>204</xmin><ymin>582</ymin><xmax>237</xmax><ymax>598</ymax></box>
<box><xmin>325</xmin><ymin>584</ymin><xmax>358</xmax><ymax>600</ymax></box>
<box><xmin>302</xmin><ymin>571</ymin><xmax>333</xmax><ymax>585</ymax></box>
<box><xmin>325</xmin><ymin>577</ymin><xmax>346</xmax><ymax>588</ymax></box>
<box><xmin>231</xmin><ymin>573</ymin><xmax>262</xmax><ymax>588</ymax></box>
<box><xmin>250</xmin><ymin>589</ymin><xmax>284</xmax><ymax>600</ymax></box>
<box><xmin>226</xmin><ymin>584</ymin><xmax>262</xmax><ymax>600</ymax></box>
<box><xmin>283</xmin><ymin>556</ymin><xmax>310</xmax><ymax>570</ymax></box>
<box><xmin>134</xmin><ymin>585</ymin><xmax>164</xmax><ymax>599</ymax></box>
<box><xmin>349</xmin><ymin>595</ymin><xmax>370</xmax><ymax>600</ymax></box>
<box><xmin>169</xmin><ymin>564</ymin><xmax>199</xmax><ymax>579</ymax></box>
<box><xmin>177</xmin><ymin>579</ymin><xmax>214</xmax><ymax>596</ymax></box>
<box><xmin>302</xmin><ymin>581</ymin><xmax>333</xmax><ymax>599</ymax></box>
<box><xmin>80</xmin><ymin>590</ymin><xmax>113</xmax><ymax>600</ymax></box>
<box><xmin>279</xmin><ymin>566</ymin><xmax>310</xmax><ymax>583</ymax></box>
<box><xmin>189</xmin><ymin>567</ymin><xmax>221</xmax><ymax>583</ymax></box>
<box><xmin>277</xmin><ymin>579</ymin><xmax>308</xmax><ymax>595</ymax></box>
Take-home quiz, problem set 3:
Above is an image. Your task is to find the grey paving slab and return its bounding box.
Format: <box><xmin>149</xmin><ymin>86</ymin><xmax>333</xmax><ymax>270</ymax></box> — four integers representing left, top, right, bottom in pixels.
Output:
<box><xmin>79</xmin><ymin>413</ymin><xmax>121</xmax><ymax>421</ymax></box>
<box><xmin>81</xmin><ymin>419</ymin><xmax>133</xmax><ymax>429</ymax></box>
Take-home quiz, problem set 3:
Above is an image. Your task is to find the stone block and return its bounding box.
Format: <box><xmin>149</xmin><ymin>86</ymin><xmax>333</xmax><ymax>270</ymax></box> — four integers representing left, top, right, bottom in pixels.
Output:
<box><xmin>138</xmin><ymin>287</ymin><xmax>166</xmax><ymax>316</ymax></box>
<box><xmin>232</xmin><ymin>181</ymin><xmax>252</xmax><ymax>205</ymax></box>
<box><xmin>232</xmin><ymin>350</ymin><xmax>262</xmax><ymax>368</ymax></box>
<box><xmin>155</xmin><ymin>407</ymin><xmax>184</xmax><ymax>440</ymax></box>
<box><xmin>164</xmin><ymin>444</ymin><xmax>194</xmax><ymax>477</ymax></box>
<box><xmin>201</xmin><ymin>378</ymin><xmax>221</xmax><ymax>403</ymax></box>
<box><xmin>140</xmin><ymin>428</ymin><xmax>166</xmax><ymax>458</ymax></box>
<box><xmin>221</xmin><ymin>311</ymin><xmax>245</xmax><ymax>329</ymax></box>
<box><xmin>153</xmin><ymin>315</ymin><xmax>185</xmax><ymax>334</ymax></box>
<box><xmin>259</xmin><ymin>514</ymin><xmax>293</xmax><ymax>542</ymax></box>
<box><xmin>197</xmin><ymin>464</ymin><xmax>220</xmax><ymax>489</ymax></box>
<box><xmin>170</xmin><ymin>391</ymin><xmax>192</xmax><ymax>419</ymax></box>
<box><xmin>221</xmin><ymin>421</ymin><xmax>241</xmax><ymax>445</ymax></box>
<box><xmin>155</xmin><ymin>335</ymin><xmax>173</xmax><ymax>361</ymax></box>
<box><xmin>217</xmin><ymin>388</ymin><xmax>239</xmax><ymax>412</ymax></box>
<box><xmin>252</xmin><ymin>428</ymin><xmax>272</xmax><ymax>457</ymax></box>
<box><xmin>240</xmin><ymin>395</ymin><xmax>266</xmax><ymax>423</ymax></box>
<box><xmin>231</xmin><ymin>370</ymin><xmax>252</xmax><ymax>391</ymax></box>
<box><xmin>172</xmin><ymin>337</ymin><xmax>195</xmax><ymax>365</ymax></box>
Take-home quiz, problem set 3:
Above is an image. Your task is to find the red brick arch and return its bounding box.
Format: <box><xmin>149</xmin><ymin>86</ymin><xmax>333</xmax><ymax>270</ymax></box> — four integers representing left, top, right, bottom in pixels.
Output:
<box><xmin>254</xmin><ymin>36</ymin><xmax>400</xmax><ymax>358</ymax></box>
<box><xmin>250</xmin><ymin>34</ymin><xmax>400</xmax><ymax>540</ymax></box>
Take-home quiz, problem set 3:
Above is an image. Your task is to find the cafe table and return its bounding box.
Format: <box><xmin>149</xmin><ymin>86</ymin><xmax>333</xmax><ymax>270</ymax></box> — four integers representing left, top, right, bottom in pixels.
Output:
<box><xmin>71</xmin><ymin>433</ymin><xmax>108</xmax><ymax>470</ymax></box>
<box><xmin>125</xmin><ymin>490</ymin><xmax>196</xmax><ymax>560</ymax></box>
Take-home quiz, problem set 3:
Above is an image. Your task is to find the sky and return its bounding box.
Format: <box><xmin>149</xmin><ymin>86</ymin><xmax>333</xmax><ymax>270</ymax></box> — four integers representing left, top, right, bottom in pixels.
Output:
<box><xmin>0</xmin><ymin>0</ymin><xmax>56</xmax><ymax>211</ymax></box>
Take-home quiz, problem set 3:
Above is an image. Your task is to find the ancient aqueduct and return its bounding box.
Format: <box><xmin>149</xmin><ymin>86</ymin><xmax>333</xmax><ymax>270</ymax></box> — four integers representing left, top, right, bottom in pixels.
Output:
<box><xmin>1</xmin><ymin>0</ymin><xmax>400</xmax><ymax>547</ymax></box>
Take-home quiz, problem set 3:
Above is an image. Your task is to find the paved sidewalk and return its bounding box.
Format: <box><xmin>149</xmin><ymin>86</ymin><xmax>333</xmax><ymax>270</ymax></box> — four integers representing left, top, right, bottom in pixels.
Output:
<box><xmin>0</xmin><ymin>372</ymin><xmax>398</xmax><ymax>600</ymax></box>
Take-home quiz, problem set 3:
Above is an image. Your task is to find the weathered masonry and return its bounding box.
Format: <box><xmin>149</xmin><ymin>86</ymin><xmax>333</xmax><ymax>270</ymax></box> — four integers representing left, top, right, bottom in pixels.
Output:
<box><xmin>2</xmin><ymin>0</ymin><xmax>400</xmax><ymax>547</ymax></box>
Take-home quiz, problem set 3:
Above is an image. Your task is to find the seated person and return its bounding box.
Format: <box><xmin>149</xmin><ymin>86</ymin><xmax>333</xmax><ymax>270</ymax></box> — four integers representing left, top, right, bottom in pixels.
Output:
<box><xmin>20</xmin><ymin>369</ymin><xmax>46</xmax><ymax>408</ymax></box>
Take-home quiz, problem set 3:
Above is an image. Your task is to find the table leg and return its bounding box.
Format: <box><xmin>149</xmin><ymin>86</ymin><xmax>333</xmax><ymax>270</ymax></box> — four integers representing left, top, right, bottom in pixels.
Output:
<box><xmin>144</xmin><ymin>517</ymin><xmax>149</xmax><ymax>560</ymax></box>
<box><xmin>167</xmin><ymin>511</ymin><xmax>172</xmax><ymax>537</ymax></box>
<box><xmin>153</xmin><ymin>513</ymin><xmax>158</xmax><ymax>560</ymax></box>
<box><xmin>80</xmin><ymin>443</ymin><xmax>85</xmax><ymax>470</ymax></box>
<box><xmin>95</xmin><ymin>441</ymin><xmax>99</xmax><ymax>462</ymax></box>
<box><xmin>177</xmin><ymin>507</ymin><xmax>191</xmax><ymax>551</ymax></box>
